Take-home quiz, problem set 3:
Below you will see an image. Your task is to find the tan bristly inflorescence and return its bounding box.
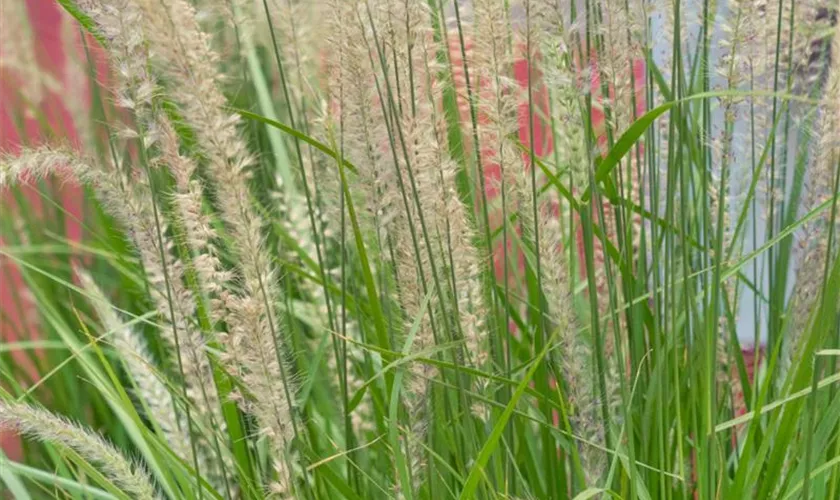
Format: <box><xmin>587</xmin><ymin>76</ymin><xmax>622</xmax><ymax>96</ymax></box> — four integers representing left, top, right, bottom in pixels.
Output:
<box><xmin>3</xmin><ymin>0</ymin><xmax>299</xmax><ymax>493</ymax></box>
<box><xmin>323</xmin><ymin>0</ymin><xmax>493</xmax><ymax>489</ymax></box>
<box><xmin>60</xmin><ymin>13</ymin><xmax>96</xmax><ymax>153</ymax></box>
<box><xmin>0</xmin><ymin>401</ymin><xmax>159</xmax><ymax>500</ymax></box>
<box><xmin>77</xmin><ymin>0</ymin><xmax>232</xmax><ymax>480</ymax></box>
<box><xmin>786</xmin><ymin>16</ymin><xmax>840</xmax><ymax>375</ymax></box>
<box><xmin>76</xmin><ymin>270</ymin><xmax>192</xmax><ymax>464</ymax></box>
<box><xmin>116</xmin><ymin>0</ymin><xmax>299</xmax><ymax>492</ymax></box>
<box><xmin>0</xmin><ymin>142</ymin><xmax>229</xmax><ymax>486</ymax></box>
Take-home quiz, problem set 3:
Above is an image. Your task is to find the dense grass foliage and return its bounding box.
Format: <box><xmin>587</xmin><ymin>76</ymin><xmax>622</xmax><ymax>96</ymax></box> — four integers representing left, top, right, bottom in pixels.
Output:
<box><xmin>1</xmin><ymin>0</ymin><xmax>839</xmax><ymax>498</ymax></box>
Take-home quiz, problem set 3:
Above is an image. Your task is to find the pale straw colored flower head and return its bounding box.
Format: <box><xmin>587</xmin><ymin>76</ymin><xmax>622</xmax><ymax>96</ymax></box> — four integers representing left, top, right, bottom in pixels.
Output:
<box><xmin>88</xmin><ymin>1</ymin><xmax>300</xmax><ymax>490</ymax></box>
<box><xmin>785</xmin><ymin>18</ymin><xmax>840</xmax><ymax>376</ymax></box>
<box><xmin>1</xmin><ymin>141</ymin><xmax>228</xmax><ymax>483</ymax></box>
<box><xmin>0</xmin><ymin>401</ymin><xmax>159</xmax><ymax>500</ymax></box>
<box><xmin>77</xmin><ymin>270</ymin><xmax>193</xmax><ymax>464</ymax></box>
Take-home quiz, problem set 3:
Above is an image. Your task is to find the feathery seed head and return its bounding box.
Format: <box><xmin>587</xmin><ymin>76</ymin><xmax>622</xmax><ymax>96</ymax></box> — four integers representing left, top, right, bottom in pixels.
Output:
<box><xmin>0</xmin><ymin>401</ymin><xmax>160</xmax><ymax>500</ymax></box>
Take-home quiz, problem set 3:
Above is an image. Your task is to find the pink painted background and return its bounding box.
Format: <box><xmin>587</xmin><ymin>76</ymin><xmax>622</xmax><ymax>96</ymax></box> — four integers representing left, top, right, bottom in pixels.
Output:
<box><xmin>1</xmin><ymin>0</ymin><xmax>91</xmax><ymax>459</ymax></box>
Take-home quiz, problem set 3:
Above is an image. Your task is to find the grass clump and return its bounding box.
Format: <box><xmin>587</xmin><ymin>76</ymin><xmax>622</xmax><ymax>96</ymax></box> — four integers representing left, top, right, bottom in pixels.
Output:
<box><xmin>0</xmin><ymin>0</ymin><xmax>838</xmax><ymax>498</ymax></box>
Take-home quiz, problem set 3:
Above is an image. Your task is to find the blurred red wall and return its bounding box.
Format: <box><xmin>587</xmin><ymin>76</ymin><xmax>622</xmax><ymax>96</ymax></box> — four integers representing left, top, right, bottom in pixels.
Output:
<box><xmin>1</xmin><ymin>0</ymin><xmax>92</xmax><ymax>459</ymax></box>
